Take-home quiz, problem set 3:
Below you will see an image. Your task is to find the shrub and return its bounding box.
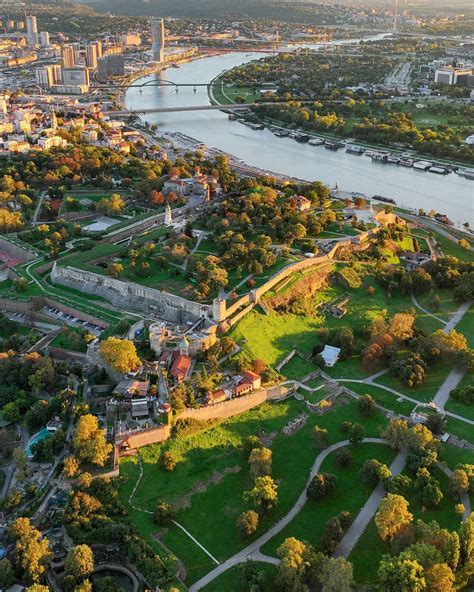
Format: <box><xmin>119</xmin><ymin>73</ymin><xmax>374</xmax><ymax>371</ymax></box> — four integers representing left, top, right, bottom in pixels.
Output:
<box><xmin>159</xmin><ymin>451</ymin><xmax>178</xmax><ymax>472</ymax></box>
<box><xmin>236</xmin><ymin>510</ymin><xmax>259</xmax><ymax>537</ymax></box>
<box><xmin>336</xmin><ymin>447</ymin><xmax>352</xmax><ymax>468</ymax></box>
<box><xmin>307</xmin><ymin>472</ymin><xmax>337</xmax><ymax>501</ymax></box>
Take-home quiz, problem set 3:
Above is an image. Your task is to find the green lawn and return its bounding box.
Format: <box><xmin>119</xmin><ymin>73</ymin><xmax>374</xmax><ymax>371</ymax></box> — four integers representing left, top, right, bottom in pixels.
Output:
<box><xmin>280</xmin><ymin>355</ymin><xmax>317</xmax><ymax>380</ymax></box>
<box><xmin>375</xmin><ymin>362</ymin><xmax>452</xmax><ymax>403</ymax></box>
<box><xmin>50</xmin><ymin>327</ymin><xmax>89</xmax><ymax>353</ymax></box>
<box><xmin>261</xmin><ymin>443</ymin><xmax>396</xmax><ymax>556</ymax></box>
<box><xmin>231</xmin><ymin>275</ymin><xmax>415</xmax><ymax>373</ymax></box>
<box><xmin>433</xmin><ymin>232</ymin><xmax>474</xmax><ymax>263</ymax></box>
<box><xmin>119</xmin><ymin>399</ymin><xmax>388</xmax><ymax>585</ymax></box>
<box><xmin>202</xmin><ymin>563</ymin><xmax>276</xmax><ymax>592</ymax></box>
<box><xmin>342</xmin><ymin>381</ymin><xmax>416</xmax><ymax>417</ymax></box>
<box><xmin>417</xmin><ymin>288</ymin><xmax>459</xmax><ymax>323</ymax></box>
<box><xmin>454</xmin><ymin>305</ymin><xmax>474</xmax><ymax>348</ymax></box>
<box><xmin>444</xmin><ymin>371</ymin><xmax>474</xmax><ymax>422</ymax></box>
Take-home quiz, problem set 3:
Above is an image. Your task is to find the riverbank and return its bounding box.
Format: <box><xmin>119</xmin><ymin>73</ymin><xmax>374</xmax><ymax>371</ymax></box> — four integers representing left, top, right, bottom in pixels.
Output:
<box><xmin>208</xmin><ymin>74</ymin><xmax>474</xmax><ymax>171</ymax></box>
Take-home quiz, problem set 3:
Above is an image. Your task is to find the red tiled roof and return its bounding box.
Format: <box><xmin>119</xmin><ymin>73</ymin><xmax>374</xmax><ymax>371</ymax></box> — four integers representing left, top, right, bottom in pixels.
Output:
<box><xmin>170</xmin><ymin>354</ymin><xmax>191</xmax><ymax>381</ymax></box>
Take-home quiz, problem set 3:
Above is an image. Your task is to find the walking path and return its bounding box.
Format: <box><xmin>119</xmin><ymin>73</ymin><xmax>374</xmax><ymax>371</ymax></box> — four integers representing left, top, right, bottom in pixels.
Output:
<box><xmin>410</xmin><ymin>294</ymin><xmax>446</xmax><ymax>326</ymax></box>
<box><xmin>189</xmin><ymin>438</ymin><xmax>389</xmax><ymax>592</ymax></box>
<box><xmin>128</xmin><ymin>453</ymin><xmax>220</xmax><ymax>567</ymax></box>
<box><xmin>433</xmin><ymin>366</ymin><xmax>468</xmax><ymax>410</ymax></box>
<box><xmin>444</xmin><ymin>301</ymin><xmax>471</xmax><ymax>333</ymax></box>
<box><xmin>437</xmin><ymin>463</ymin><xmax>472</xmax><ymax>521</ymax></box>
<box><xmin>32</xmin><ymin>190</ymin><xmax>48</xmax><ymax>225</ymax></box>
<box><xmin>333</xmin><ymin>448</ymin><xmax>407</xmax><ymax>559</ymax></box>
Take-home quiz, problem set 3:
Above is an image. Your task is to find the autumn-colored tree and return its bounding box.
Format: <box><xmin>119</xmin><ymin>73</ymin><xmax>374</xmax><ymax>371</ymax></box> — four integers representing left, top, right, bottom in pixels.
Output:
<box><xmin>377</xmin><ymin>556</ymin><xmax>425</xmax><ymax>592</ymax></box>
<box><xmin>319</xmin><ymin>556</ymin><xmax>353</xmax><ymax>592</ymax></box>
<box><xmin>312</xmin><ymin>425</ymin><xmax>329</xmax><ymax>450</ymax></box>
<box><xmin>63</xmin><ymin>455</ymin><xmax>80</xmax><ymax>478</ymax></box>
<box><xmin>375</xmin><ymin>494</ymin><xmax>413</xmax><ymax>542</ymax></box>
<box><xmin>96</xmin><ymin>194</ymin><xmax>124</xmax><ymax>216</ymax></box>
<box><xmin>248</xmin><ymin>447</ymin><xmax>272</xmax><ymax>479</ymax></box>
<box><xmin>65</xmin><ymin>545</ymin><xmax>94</xmax><ymax>581</ymax></box>
<box><xmin>99</xmin><ymin>337</ymin><xmax>140</xmax><ymax>373</ymax></box>
<box><xmin>159</xmin><ymin>451</ymin><xmax>178</xmax><ymax>472</ymax></box>
<box><xmin>382</xmin><ymin>418</ymin><xmax>410</xmax><ymax>450</ymax></box>
<box><xmin>107</xmin><ymin>262</ymin><xmax>124</xmax><ymax>278</ymax></box>
<box><xmin>236</xmin><ymin>510</ymin><xmax>259</xmax><ymax>537</ymax></box>
<box><xmin>389</xmin><ymin>313</ymin><xmax>415</xmax><ymax>341</ymax></box>
<box><xmin>150</xmin><ymin>190</ymin><xmax>165</xmax><ymax>206</ymax></box>
<box><xmin>244</xmin><ymin>476</ymin><xmax>278</xmax><ymax>513</ymax></box>
<box><xmin>10</xmin><ymin>517</ymin><xmax>52</xmax><ymax>584</ymax></box>
<box><xmin>72</xmin><ymin>414</ymin><xmax>112</xmax><ymax>467</ymax></box>
<box><xmin>0</xmin><ymin>208</ymin><xmax>23</xmax><ymax>231</ymax></box>
<box><xmin>450</xmin><ymin>469</ymin><xmax>469</xmax><ymax>496</ymax></box>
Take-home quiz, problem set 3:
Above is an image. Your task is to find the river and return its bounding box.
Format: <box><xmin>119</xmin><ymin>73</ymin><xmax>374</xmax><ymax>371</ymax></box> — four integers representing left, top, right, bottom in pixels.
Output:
<box><xmin>125</xmin><ymin>46</ymin><xmax>474</xmax><ymax>226</ymax></box>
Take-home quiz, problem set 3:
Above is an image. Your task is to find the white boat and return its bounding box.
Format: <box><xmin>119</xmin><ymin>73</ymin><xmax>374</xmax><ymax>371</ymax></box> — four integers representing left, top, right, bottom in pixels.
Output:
<box><xmin>413</xmin><ymin>160</ymin><xmax>433</xmax><ymax>170</ymax></box>
<box><xmin>308</xmin><ymin>138</ymin><xmax>324</xmax><ymax>146</ymax></box>
<box><xmin>429</xmin><ymin>166</ymin><xmax>450</xmax><ymax>175</ymax></box>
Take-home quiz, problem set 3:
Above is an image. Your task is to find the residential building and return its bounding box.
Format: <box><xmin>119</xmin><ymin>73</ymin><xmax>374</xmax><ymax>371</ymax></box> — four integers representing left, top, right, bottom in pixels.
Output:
<box><xmin>86</xmin><ymin>43</ymin><xmax>98</xmax><ymax>70</ymax></box>
<box><xmin>62</xmin><ymin>45</ymin><xmax>76</xmax><ymax>68</ymax></box>
<box><xmin>295</xmin><ymin>195</ymin><xmax>312</xmax><ymax>211</ymax></box>
<box><xmin>122</xmin><ymin>32</ymin><xmax>141</xmax><ymax>47</ymax></box>
<box><xmin>206</xmin><ymin>389</ymin><xmax>227</xmax><ymax>405</ymax></box>
<box><xmin>435</xmin><ymin>67</ymin><xmax>472</xmax><ymax>85</ymax></box>
<box><xmin>151</xmin><ymin>17</ymin><xmax>165</xmax><ymax>62</ymax></box>
<box><xmin>62</xmin><ymin>66</ymin><xmax>90</xmax><ymax>87</ymax></box>
<box><xmin>114</xmin><ymin>379</ymin><xmax>150</xmax><ymax>399</ymax></box>
<box><xmin>170</xmin><ymin>354</ymin><xmax>191</xmax><ymax>382</ymax></box>
<box><xmin>39</xmin><ymin>31</ymin><xmax>49</xmax><ymax>46</ymax></box>
<box><xmin>26</xmin><ymin>15</ymin><xmax>38</xmax><ymax>47</ymax></box>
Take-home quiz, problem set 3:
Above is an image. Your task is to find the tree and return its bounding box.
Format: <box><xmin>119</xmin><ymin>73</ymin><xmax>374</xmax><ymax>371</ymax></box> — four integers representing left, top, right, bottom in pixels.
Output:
<box><xmin>307</xmin><ymin>473</ymin><xmax>337</xmax><ymax>501</ymax></box>
<box><xmin>360</xmin><ymin>459</ymin><xmax>388</xmax><ymax>486</ymax></box>
<box><xmin>9</xmin><ymin>517</ymin><xmax>52</xmax><ymax>583</ymax></box>
<box><xmin>0</xmin><ymin>558</ymin><xmax>14</xmax><ymax>589</ymax></box>
<box><xmin>377</xmin><ymin>556</ymin><xmax>425</xmax><ymax>592</ymax></box>
<box><xmin>349</xmin><ymin>423</ymin><xmax>364</xmax><ymax>445</ymax></box>
<box><xmin>26</xmin><ymin>586</ymin><xmax>50</xmax><ymax>592</ymax></box>
<box><xmin>385</xmin><ymin>474</ymin><xmax>412</xmax><ymax>496</ymax></box>
<box><xmin>458</xmin><ymin>238</ymin><xmax>470</xmax><ymax>251</ymax></box>
<box><xmin>425</xmin><ymin>562</ymin><xmax>455</xmax><ymax>592</ymax></box>
<box><xmin>422</xmin><ymin>481</ymin><xmax>443</xmax><ymax>507</ymax></box>
<box><xmin>63</xmin><ymin>455</ymin><xmax>80</xmax><ymax>478</ymax></box>
<box><xmin>238</xmin><ymin>561</ymin><xmax>266</xmax><ymax>592</ymax></box>
<box><xmin>96</xmin><ymin>194</ymin><xmax>124</xmax><ymax>216</ymax></box>
<box><xmin>459</xmin><ymin>512</ymin><xmax>474</xmax><ymax>568</ymax></box>
<box><xmin>382</xmin><ymin>418</ymin><xmax>409</xmax><ymax>450</ymax></box>
<box><xmin>312</xmin><ymin>426</ymin><xmax>329</xmax><ymax>450</ymax></box>
<box><xmin>276</xmin><ymin>537</ymin><xmax>309</xmax><ymax>592</ymax></box>
<box><xmin>450</xmin><ymin>469</ymin><xmax>469</xmax><ymax>497</ymax></box>
<box><xmin>160</xmin><ymin>451</ymin><xmax>178</xmax><ymax>472</ymax></box>
<box><xmin>335</xmin><ymin>447</ymin><xmax>352</xmax><ymax>468</ymax></box>
<box><xmin>321</xmin><ymin>516</ymin><xmax>344</xmax><ymax>553</ymax></box>
<box><xmin>319</xmin><ymin>557</ymin><xmax>353</xmax><ymax>592</ymax></box>
<box><xmin>107</xmin><ymin>262</ymin><xmax>124</xmax><ymax>278</ymax></box>
<box><xmin>249</xmin><ymin>447</ymin><xmax>272</xmax><ymax>479</ymax></box>
<box><xmin>65</xmin><ymin>545</ymin><xmax>94</xmax><ymax>581</ymax></box>
<box><xmin>389</xmin><ymin>313</ymin><xmax>415</xmax><ymax>341</ymax></box>
<box><xmin>244</xmin><ymin>476</ymin><xmax>278</xmax><ymax>513</ymax></box>
<box><xmin>375</xmin><ymin>494</ymin><xmax>413</xmax><ymax>542</ymax></box>
<box><xmin>358</xmin><ymin>394</ymin><xmax>376</xmax><ymax>416</ymax></box>
<box><xmin>99</xmin><ymin>337</ymin><xmax>140</xmax><ymax>373</ymax></box>
<box><xmin>72</xmin><ymin>414</ymin><xmax>113</xmax><ymax>468</ymax></box>
<box><xmin>243</xmin><ymin>435</ymin><xmax>263</xmax><ymax>456</ymax></box>
<box><xmin>237</xmin><ymin>510</ymin><xmax>259</xmax><ymax>537</ymax></box>
<box><xmin>154</xmin><ymin>501</ymin><xmax>173</xmax><ymax>525</ymax></box>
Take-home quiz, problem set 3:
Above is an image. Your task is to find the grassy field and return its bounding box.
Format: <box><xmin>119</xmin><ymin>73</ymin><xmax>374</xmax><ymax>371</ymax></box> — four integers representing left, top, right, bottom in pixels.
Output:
<box><xmin>342</xmin><ymin>381</ymin><xmax>416</xmax><ymax>417</ymax></box>
<box><xmin>50</xmin><ymin>327</ymin><xmax>88</xmax><ymax>353</ymax></box>
<box><xmin>261</xmin><ymin>442</ymin><xmax>396</xmax><ymax>556</ymax></box>
<box><xmin>231</xmin><ymin>275</ymin><xmax>418</xmax><ymax>379</ymax></box>
<box><xmin>212</xmin><ymin>77</ymin><xmax>259</xmax><ymax>105</ymax></box>
<box><xmin>202</xmin><ymin>563</ymin><xmax>276</xmax><ymax>592</ymax></box>
<box><xmin>375</xmin><ymin>362</ymin><xmax>452</xmax><ymax>403</ymax></box>
<box><xmin>119</xmin><ymin>398</ymin><xmax>388</xmax><ymax>585</ymax></box>
<box><xmin>444</xmin><ymin>371</ymin><xmax>474</xmax><ymax>422</ymax></box>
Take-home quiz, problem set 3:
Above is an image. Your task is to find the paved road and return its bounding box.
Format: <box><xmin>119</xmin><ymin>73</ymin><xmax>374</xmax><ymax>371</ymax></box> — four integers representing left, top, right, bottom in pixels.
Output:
<box><xmin>410</xmin><ymin>294</ymin><xmax>446</xmax><ymax>326</ymax></box>
<box><xmin>189</xmin><ymin>438</ymin><xmax>387</xmax><ymax>592</ymax></box>
<box><xmin>444</xmin><ymin>301</ymin><xmax>471</xmax><ymax>333</ymax></box>
<box><xmin>333</xmin><ymin>448</ymin><xmax>407</xmax><ymax>559</ymax></box>
<box><xmin>433</xmin><ymin>366</ymin><xmax>468</xmax><ymax>411</ymax></box>
<box><xmin>32</xmin><ymin>190</ymin><xmax>48</xmax><ymax>225</ymax></box>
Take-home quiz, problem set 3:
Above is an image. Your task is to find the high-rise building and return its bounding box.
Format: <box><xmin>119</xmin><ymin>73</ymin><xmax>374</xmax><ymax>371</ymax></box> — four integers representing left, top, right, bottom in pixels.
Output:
<box><xmin>39</xmin><ymin>31</ymin><xmax>50</xmax><ymax>46</ymax></box>
<box><xmin>85</xmin><ymin>43</ymin><xmax>98</xmax><ymax>69</ymax></box>
<box><xmin>62</xmin><ymin>66</ymin><xmax>90</xmax><ymax>87</ymax></box>
<box><xmin>35</xmin><ymin>64</ymin><xmax>62</xmax><ymax>89</ymax></box>
<box><xmin>62</xmin><ymin>45</ymin><xmax>76</xmax><ymax>68</ymax></box>
<box><xmin>97</xmin><ymin>54</ymin><xmax>125</xmax><ymax>81</ymax></box>
<box><xmin>26</xmin><ymin>15</ymin><xmax>38</xmax><ymax>47</ymax></box>
<box><xmin>151</xmin><ymin>17</ymin><xmax>165</xmax><ymax>62</ymax></box>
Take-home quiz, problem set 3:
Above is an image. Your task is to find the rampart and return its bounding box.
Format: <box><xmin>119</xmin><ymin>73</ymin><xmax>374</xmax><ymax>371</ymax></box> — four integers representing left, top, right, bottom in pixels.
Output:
<box><xmin>51</xmin><ymin>263</ymin><xmax>212</xmax><ymax>323</ymax></box>
<box><xmin>0</xmin><ymin>237</ymin><xmax>37</xmax><ymax>263</ymax></box>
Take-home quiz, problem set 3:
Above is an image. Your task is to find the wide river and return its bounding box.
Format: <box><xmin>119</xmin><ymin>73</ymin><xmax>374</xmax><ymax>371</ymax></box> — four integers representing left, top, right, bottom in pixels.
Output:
<box><xmin>125</xmin><ymin>44</ymin><xmax>474</xmax><ymax>226</ymax></box>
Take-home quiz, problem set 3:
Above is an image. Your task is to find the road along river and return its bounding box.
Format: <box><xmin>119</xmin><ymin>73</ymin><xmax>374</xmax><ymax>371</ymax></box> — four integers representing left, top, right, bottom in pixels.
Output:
<box><xmin>125</xmin><ymin>50</ymin><xmax>474</xmax><ymax>226</ymax></box>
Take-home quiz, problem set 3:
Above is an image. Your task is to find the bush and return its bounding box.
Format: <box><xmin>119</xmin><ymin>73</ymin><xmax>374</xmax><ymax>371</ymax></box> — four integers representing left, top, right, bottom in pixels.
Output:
<box><xmin>154</xmin><ymin>501</ymin><xmax>173</xmax><ymax>525</ymax></box>
<box><xmin>159</xmin><ymin>451</ymin><xmax>178</xmax><ymax>472</ymax></box>
<box><xmin>358</xmin><ymin>394</ymin><xmax>376</xmax><ymax>416</ymax></box>
<box><xmin>336</xmin><ymin>447</ymin><xmax>352</xmax><ymax>468</ymax></box>
<box><xmin>307</xmin><ymin>472</ymin><xmax>337</xmax><ymax>501</ymax></box>
<box><xmin>450</xmin><ymin>385</ymin><xmax>474</xmax><ymax>405</ymax></box>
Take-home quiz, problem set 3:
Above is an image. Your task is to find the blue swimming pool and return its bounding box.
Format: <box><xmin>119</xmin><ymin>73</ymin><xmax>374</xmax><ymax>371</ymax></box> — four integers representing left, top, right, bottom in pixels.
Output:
<box><xmin>26</xmin><ymin>428</ymin><xmax>52</xmax><ymax>458</ymax></box>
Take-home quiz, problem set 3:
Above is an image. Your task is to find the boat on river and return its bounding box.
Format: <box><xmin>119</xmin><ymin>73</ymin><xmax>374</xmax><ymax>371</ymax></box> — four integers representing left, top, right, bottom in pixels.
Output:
<box><xmin>295</xmin><ymin>133</ymin><xmax>310</xmax><ymax>143</ymax></box>
<box><xmin>309</xmin><ymin>137</ymin><xmax>324</xmax><ymax>146</ymax></box>
<box><xmin>325</xmin><ymin>139</ymin><xmax>343</xmax><ymax>150</ymax></box>
<box><xmin>413</xmin><ymin>160</ymin><xmax>433</xmax><ymax>170</ymax></box>
<box><xmin>346</xmin><ymin>145</ymin><xmax>364</xmax><ymax>154</ymax></box>
<box><xmin>399</xmin><ymin>157</ymin><xmax>414</xmax><ymax>167</ymax></box>
<box><xmin>372</xmin><ymin>152</ymin><xmax>389</xmax><ymax>162</ymax></box>
<box><xmin>372</xmin><ymin>194</ymin><xmax>396</xmax><ymax>204</ymax></box>
<box><xmin>429</xmin><ymin>166</ymin><xmax>450</xmax><ymax>175</ymax></box>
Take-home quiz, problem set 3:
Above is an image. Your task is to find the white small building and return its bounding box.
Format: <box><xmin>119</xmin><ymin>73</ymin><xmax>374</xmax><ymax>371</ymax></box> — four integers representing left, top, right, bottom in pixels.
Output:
<box><xmin>321</xmin><ymin>345</ymin><xmax>341</xmax><ymax>367</ymax></box>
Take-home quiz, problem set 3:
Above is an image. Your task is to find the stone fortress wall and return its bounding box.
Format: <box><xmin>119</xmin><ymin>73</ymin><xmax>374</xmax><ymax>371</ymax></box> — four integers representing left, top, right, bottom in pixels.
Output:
<box><xmin>51</xmin><ymin>230</ymin><xmax>376</xmax><ymax>326</ymax></box>
<box><xmin>51</xmin><ymin>263</ymin><xmax>211</xmax><ymax>323</ymax></box>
